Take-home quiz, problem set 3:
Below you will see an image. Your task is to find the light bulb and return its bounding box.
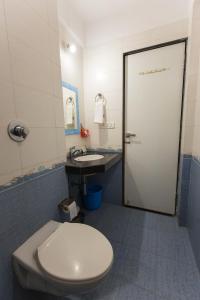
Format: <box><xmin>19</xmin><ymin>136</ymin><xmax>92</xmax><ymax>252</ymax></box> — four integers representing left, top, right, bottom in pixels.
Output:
<box><xmin>69</xmin><ymin>44</ymin><xmax>77</xmax><ymax>53</ymax></box>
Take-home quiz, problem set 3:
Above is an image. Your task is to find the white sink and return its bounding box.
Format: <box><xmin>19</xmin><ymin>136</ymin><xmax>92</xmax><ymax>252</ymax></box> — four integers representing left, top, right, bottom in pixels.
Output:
<box><xmin>74</xmin><ymin>154</ymin><xmax>104</xmax><ymax>162</ymax></box>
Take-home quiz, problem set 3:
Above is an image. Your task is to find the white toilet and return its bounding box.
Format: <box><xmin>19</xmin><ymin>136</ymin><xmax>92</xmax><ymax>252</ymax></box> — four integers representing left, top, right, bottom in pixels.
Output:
<box><xmin>12</xmin><ymin>220</ymin><xmax>113</xmax><ymax>297</ymax></box>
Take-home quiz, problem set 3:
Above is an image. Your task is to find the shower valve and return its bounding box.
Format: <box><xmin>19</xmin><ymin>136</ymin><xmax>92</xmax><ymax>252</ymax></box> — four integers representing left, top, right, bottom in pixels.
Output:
<box><xmin>8</xmin><ymin>121</ymin><xmax>29</xmax><ymax>142</ymax></box>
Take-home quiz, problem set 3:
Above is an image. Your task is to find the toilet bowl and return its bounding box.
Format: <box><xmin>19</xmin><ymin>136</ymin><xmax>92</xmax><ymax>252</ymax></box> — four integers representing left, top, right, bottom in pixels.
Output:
<box><xmin>12</xmin><ymin>220</ymin><xmax>113</xmax><ymax>297</ymax></box>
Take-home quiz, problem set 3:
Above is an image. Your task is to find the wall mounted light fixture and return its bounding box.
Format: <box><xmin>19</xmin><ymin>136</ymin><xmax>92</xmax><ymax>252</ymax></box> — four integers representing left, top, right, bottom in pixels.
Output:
<box><xmin>61</xmin><ymin>41</ymin><xmax>77</xmax><ymax>54</ymax></box>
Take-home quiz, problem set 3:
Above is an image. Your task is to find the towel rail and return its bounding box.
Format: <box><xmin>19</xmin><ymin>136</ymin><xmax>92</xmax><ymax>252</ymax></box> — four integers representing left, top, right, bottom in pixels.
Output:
<box><xmin>95</xmin><ymin>93</ymin><xmax>106</xmax><ymax>105</ymax></box>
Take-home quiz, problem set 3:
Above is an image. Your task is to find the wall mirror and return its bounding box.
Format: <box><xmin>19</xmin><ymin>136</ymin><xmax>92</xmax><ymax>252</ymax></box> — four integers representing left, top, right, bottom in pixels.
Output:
<box><xmin>62</xmin><ymin>81</ymin><xmax>80</xmax><ymax>135</ymax></box>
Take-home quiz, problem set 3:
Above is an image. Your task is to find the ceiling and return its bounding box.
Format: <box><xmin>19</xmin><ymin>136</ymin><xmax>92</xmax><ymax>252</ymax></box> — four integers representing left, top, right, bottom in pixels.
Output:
<box><xmin>66</xmin><ymin>0</ymin><xmax>191</xmax><ymax>24</ymax></box>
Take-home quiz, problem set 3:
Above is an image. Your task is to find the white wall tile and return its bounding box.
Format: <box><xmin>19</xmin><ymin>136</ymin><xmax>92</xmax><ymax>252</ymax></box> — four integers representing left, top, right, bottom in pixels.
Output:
<box><xmin>0</xmin><ymin>170</ymin><xmax>22</xmax><ymax>186</ymax></box>
<box><xmin>0</xmin><ymin>82</ymin><xmax>16</xmax><ymax>126</ymax></box>
<box><xmin>26</xmin><ymin>0</ymin><xmax>48</xmax><ymax>22</ymax></box>
<box><xmin>65</xmin><ymin>135</ymin><xmax>87</xmax><ymax>154</ymax></box>
<box><xmin>194</xmin><ymin>100</ymin><xmax>200</xmax><ymax>126</ymax></box>
<box><xmin>47</xmin><ymin>0</ymin><xmax>58</xmax><ymax>31</ymax></box>
<box><xmin>0</xmin><ymin>0</ymin><xmax>12</xmax><ymax>84</ymax></box>
<box><xmin>9</xmin><ymin>37</ymin><xmax>52</xmax><ymax>94</ymax></box>
<box><xmin>20</xmin><ymin>127</ymin><xmax>57</xmax><ymax>169</ymax></box>
<box><xmin>14</xmin><ymin>85</ymin><xmax>55</xmax><ymax>127</ymax></box>
<box><xmin>50</xmin><ymin>62</ymin><xmax>62</xmax><ymax>98</ymax></box>
<box><xmin>0</xmin><ymin>127</ymin><xmax>21</xmax><ymax>175</ymax></box>
<box><xmin>184</xmin><ymin>101</ymin><xmax>196</xmax><ymax>126</ymax></box>
<box><xmin>0</xmin><ymin>0</ymin><xmax>65</xmax><ymax>185</ymax></box>
<box><xmin>192</xmin><ymin>125</ymin><xmax>200</xmax><ymax>157</ymax></box>
<box><xmin>56</xmin><ymin>128</ymin><xmax>66</xmax><ymax>158</ymax></box>
<box><xmin>5</xmin><ymin>0</ymin><xmax>49</xmax><ymax>56</ymax></box>
<box><xmin>181</xmin><ymin>125</ymin><xmax>194</xmax><ymax>155</ymax></box>
<box><xmin>54</xmin><ymin>98</ymin><xmax>64</xmax><ymax>127</ymax></box>
<box><xmin>48</xmin><ymin>27</ymin><xmax>60</xmax><ymax>64</ymax></box>
<box><xmin>185</xmin><ymin>0</ymin><xmax>200</xmax><ymax>156</ymax></box>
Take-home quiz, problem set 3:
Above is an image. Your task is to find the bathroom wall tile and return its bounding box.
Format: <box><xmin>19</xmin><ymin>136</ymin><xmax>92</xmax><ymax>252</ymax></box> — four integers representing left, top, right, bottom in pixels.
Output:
<box><xmin>5</xmin><ymin>0</ymin><xmax>49</xmax><ymax>56</ymax></box>
<box><xmin>106</xmin><ymin>109</ymin><xmax>122</xmax><ymax>129</ymax></box>
<box><xmin>181</xmin><ymin>125</ymin><xmax>194</xmax><ymax>155</ymax></box>
<box><xmin>0</xmin><ymin>165</ymin><xmax>68</xmax><ymax>300</ymax></box>
<box><xmin>193</xmin><ymin>0</ymin><xmax>200</xmax><ymax>20</ymax></box>
<box><xmin>194</xmin><ymin>101</ymin><xmax>200</xmax><ymax>126</ymax></box>
<box><xmin>25</xmin><ymin>0</ymin><xmax>48</xmax><ymax>22</ymax></box>
<box><xmin>54</xmin><ymin>98</ymin><xmax>65</xmax><ymax>127</ymax></box>
<box><xmin>122</xmin><ymin>20</ymin><xmax>188</xmax><ymax>54</ymax></box>
<box><xmin>14</xmin><ymin>85</ymin><xmax>55</xmax><ymax>128</ymax></box>
<box><xmin>184</xmin><ymin>100</ymin><xmax>196</xmax><ymax>126</ymax></box>
<box><xmin>50</xmin><ymin>62</ymin><xmax>62</xmax><ymax>98</ymax></box>
<box><xmin>56</xmin><ymin>128</ymin><xmax>66</xmax><ymax>159</ymax></box>
<box><xmin>20</xmin><ymin>127</ymin><xmax>57</xmax><ymax>169</ymax></box>
<box><xmin>48</xmin><ymin>27</ymin><xmax>60</xmax><ymax>65</ymax></box>
<box><xmin>87</xmin><ymin>127</ymin><xmax>122</xmax><ymax>149</ymax></box>
<box><xmin>65</xmin><ymin>134</ymin><xmax>86</xmax><ymax>154</ymax></box>
<box><xmin>104</xmin><ymin>90</ymin><xmax>123</xmax><ymax>111</ymax></box>
<box><xmin>0</xmin><ymin>0</ymin><xmax>64</xmax><ymax>184</ymax></box>
<box><xmin>47</xmin><ymin>0</ymin><xmax>58</xmax><ymax>31</ymax></box>
<box><xmin>0</xmin><ymin>0</ymin><xmax>12</xmax><ymax>84</ymax></box>
<box><xmin>0</xmin><ymin>127</ymin><xmax>21</xmax><ymax>176</ymax></box>
<box><xmin>186</xmin><ymin>73</ymin><xmax>198</xmax><ymax>103</ymax></box>
<box><xmin>0</xmin><ymin>82</ymin><xmax>16</xmax><ymax>127</ymax></box>
<box><xmin>0</xmin><ymin>170</ymin><xmax>22</xmax><ymax>187</ymax></box>
<box><xmin>84</xmin><ymin>42</ymin><xmax>122</xmax><ymax>73</ymax></box>
<box><xmin>9</xmin><ymin>37</ymin><xmax>52</xmax><ymax>95</ymax></box>
<box><xmin>0</xmin><ymin>0</ymin><xmax>6</xmax><ymax>36</ymax></box>
<box><xmin>20</xmin><ymin>158</ymin><xmax>63</xmax><ymax>178</ymax></box>
<box><xmin>188</xmin><ymin>158</ymin><xmax>200</xmax><ymax>273</ymax></box>
<box><xmin>192</xmin><ymin>126</ymin><xmax>200</xmax><ymax>157</ymax></box>
<box><xmin>84</xmin><ymin>66</ymin><xmax>122</xmax><ymax>95</ymax></box>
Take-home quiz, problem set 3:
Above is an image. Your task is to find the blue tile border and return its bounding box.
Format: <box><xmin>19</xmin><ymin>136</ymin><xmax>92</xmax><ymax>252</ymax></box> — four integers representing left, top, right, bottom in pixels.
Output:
<box><xmin>177</xmin><ymin>154</ymin><xmax>192</xmax><ymax>226</ymax></box>
<box><xmin>0</xmin><ymin>164</ymin><xmax>69</xmax><ymax>300</ymax></box>
<box><xmin>187</xmin><ymin>156</ymin><xmax>200</xmax><ymax>273</ymax></box>
<box><xmin>0</xmin><ymin>162</ymin><xmax>66</xmax><ymax>194</ymax></box>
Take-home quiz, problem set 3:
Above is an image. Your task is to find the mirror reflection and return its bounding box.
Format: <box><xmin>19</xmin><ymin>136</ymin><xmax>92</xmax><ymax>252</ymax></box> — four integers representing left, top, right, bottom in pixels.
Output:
<box><xmin>62</xmin><ymin>81</ymin><xmax>80</xmax><ymax>135</ymax></box>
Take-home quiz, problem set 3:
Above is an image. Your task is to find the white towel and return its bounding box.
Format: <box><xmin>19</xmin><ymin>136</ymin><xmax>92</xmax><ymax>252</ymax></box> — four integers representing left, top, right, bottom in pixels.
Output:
<box><xmin>94</xmin><ymin>101</ymin><xmax>105</xmax><ymax>124</ymax></box>
<box><xmin>66</xmin><ymin>102</ymin><xmax>74</xmax><ymax>125</ymax></box>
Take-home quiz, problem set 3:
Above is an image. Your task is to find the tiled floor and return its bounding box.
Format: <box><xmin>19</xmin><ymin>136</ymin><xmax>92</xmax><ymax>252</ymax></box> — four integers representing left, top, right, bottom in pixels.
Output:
<box><xmin>79</xmin><ymin>203</ymin><xmax>200</xmax><ymax>300</ymax></box>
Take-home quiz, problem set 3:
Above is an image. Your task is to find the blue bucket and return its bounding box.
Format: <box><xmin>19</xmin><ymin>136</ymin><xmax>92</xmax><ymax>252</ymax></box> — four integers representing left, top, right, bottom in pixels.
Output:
<box><xmin>84</xmin><ymin>185</ymin><xmax>103</xmax><ymax>210</ymax></box>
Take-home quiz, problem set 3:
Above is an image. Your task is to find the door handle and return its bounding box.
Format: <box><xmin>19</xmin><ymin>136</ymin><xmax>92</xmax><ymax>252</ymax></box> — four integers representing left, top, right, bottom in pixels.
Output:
<box><xmin>124</xmin><ymin>141</ymin><xmax>131</xmax><ymax>144</ymax></box>
<box><xmin>126</xmin><ymin>133</ymin><xmax>136</xmax><ymax>138</ymax></box>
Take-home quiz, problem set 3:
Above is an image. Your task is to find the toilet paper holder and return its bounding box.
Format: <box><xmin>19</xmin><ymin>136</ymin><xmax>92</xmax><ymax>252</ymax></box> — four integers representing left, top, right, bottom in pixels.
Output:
<box><xmin>58</xmin><ymin>198</ymin><xmax>80</xmax><ymax>222</ymax></box>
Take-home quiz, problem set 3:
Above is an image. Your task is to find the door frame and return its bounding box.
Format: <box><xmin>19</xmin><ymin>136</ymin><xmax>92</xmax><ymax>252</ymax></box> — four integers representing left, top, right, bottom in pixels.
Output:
<box><xmin>122</xmin><ymin>38</ymin><xmax>188</xmax><ymax>215</ymax></box>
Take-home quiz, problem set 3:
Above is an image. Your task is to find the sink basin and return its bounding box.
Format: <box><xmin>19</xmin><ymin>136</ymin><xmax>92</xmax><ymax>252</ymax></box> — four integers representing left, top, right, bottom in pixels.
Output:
<box><xmin>74</xmin><ymin>154</ymin><xmax>104</xmax><ymax>162</ymax></box>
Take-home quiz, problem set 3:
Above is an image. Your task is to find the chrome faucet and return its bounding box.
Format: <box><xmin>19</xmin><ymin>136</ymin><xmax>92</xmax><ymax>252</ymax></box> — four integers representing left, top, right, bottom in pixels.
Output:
<box><xmin>69</xmin><ymin>146</ymin><xmax>84</xmax><ymax>158</ymax></box>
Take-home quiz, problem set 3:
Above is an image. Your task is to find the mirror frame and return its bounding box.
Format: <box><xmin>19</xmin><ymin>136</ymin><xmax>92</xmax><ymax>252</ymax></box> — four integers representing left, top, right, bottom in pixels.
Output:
<box><xmin>62</xmin><ymin>81</ymin><xmax>80</xmax><ymax>135</ymax></box>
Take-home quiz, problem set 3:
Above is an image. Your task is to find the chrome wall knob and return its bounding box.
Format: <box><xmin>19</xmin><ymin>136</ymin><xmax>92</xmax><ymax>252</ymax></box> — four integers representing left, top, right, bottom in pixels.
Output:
<box><xmin>8</xmin><ymin>121</ymin><xmax>29</xmax><ymax>142</ymax></box>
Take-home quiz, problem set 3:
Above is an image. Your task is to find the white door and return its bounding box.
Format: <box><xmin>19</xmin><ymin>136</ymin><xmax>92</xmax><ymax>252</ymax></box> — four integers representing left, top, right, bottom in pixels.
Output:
<box><xmin>124</xmin><ymin>42</ymin><xmax>185</xmax><ymax>214</ymax></box>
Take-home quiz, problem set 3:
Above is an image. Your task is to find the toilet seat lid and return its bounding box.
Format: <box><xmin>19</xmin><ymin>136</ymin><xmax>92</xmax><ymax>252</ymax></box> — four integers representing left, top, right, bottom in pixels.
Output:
<box><xmin>37</xmin><ymin>222</ymin><xmax>113</xmax><ymax>282</ymax></box>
